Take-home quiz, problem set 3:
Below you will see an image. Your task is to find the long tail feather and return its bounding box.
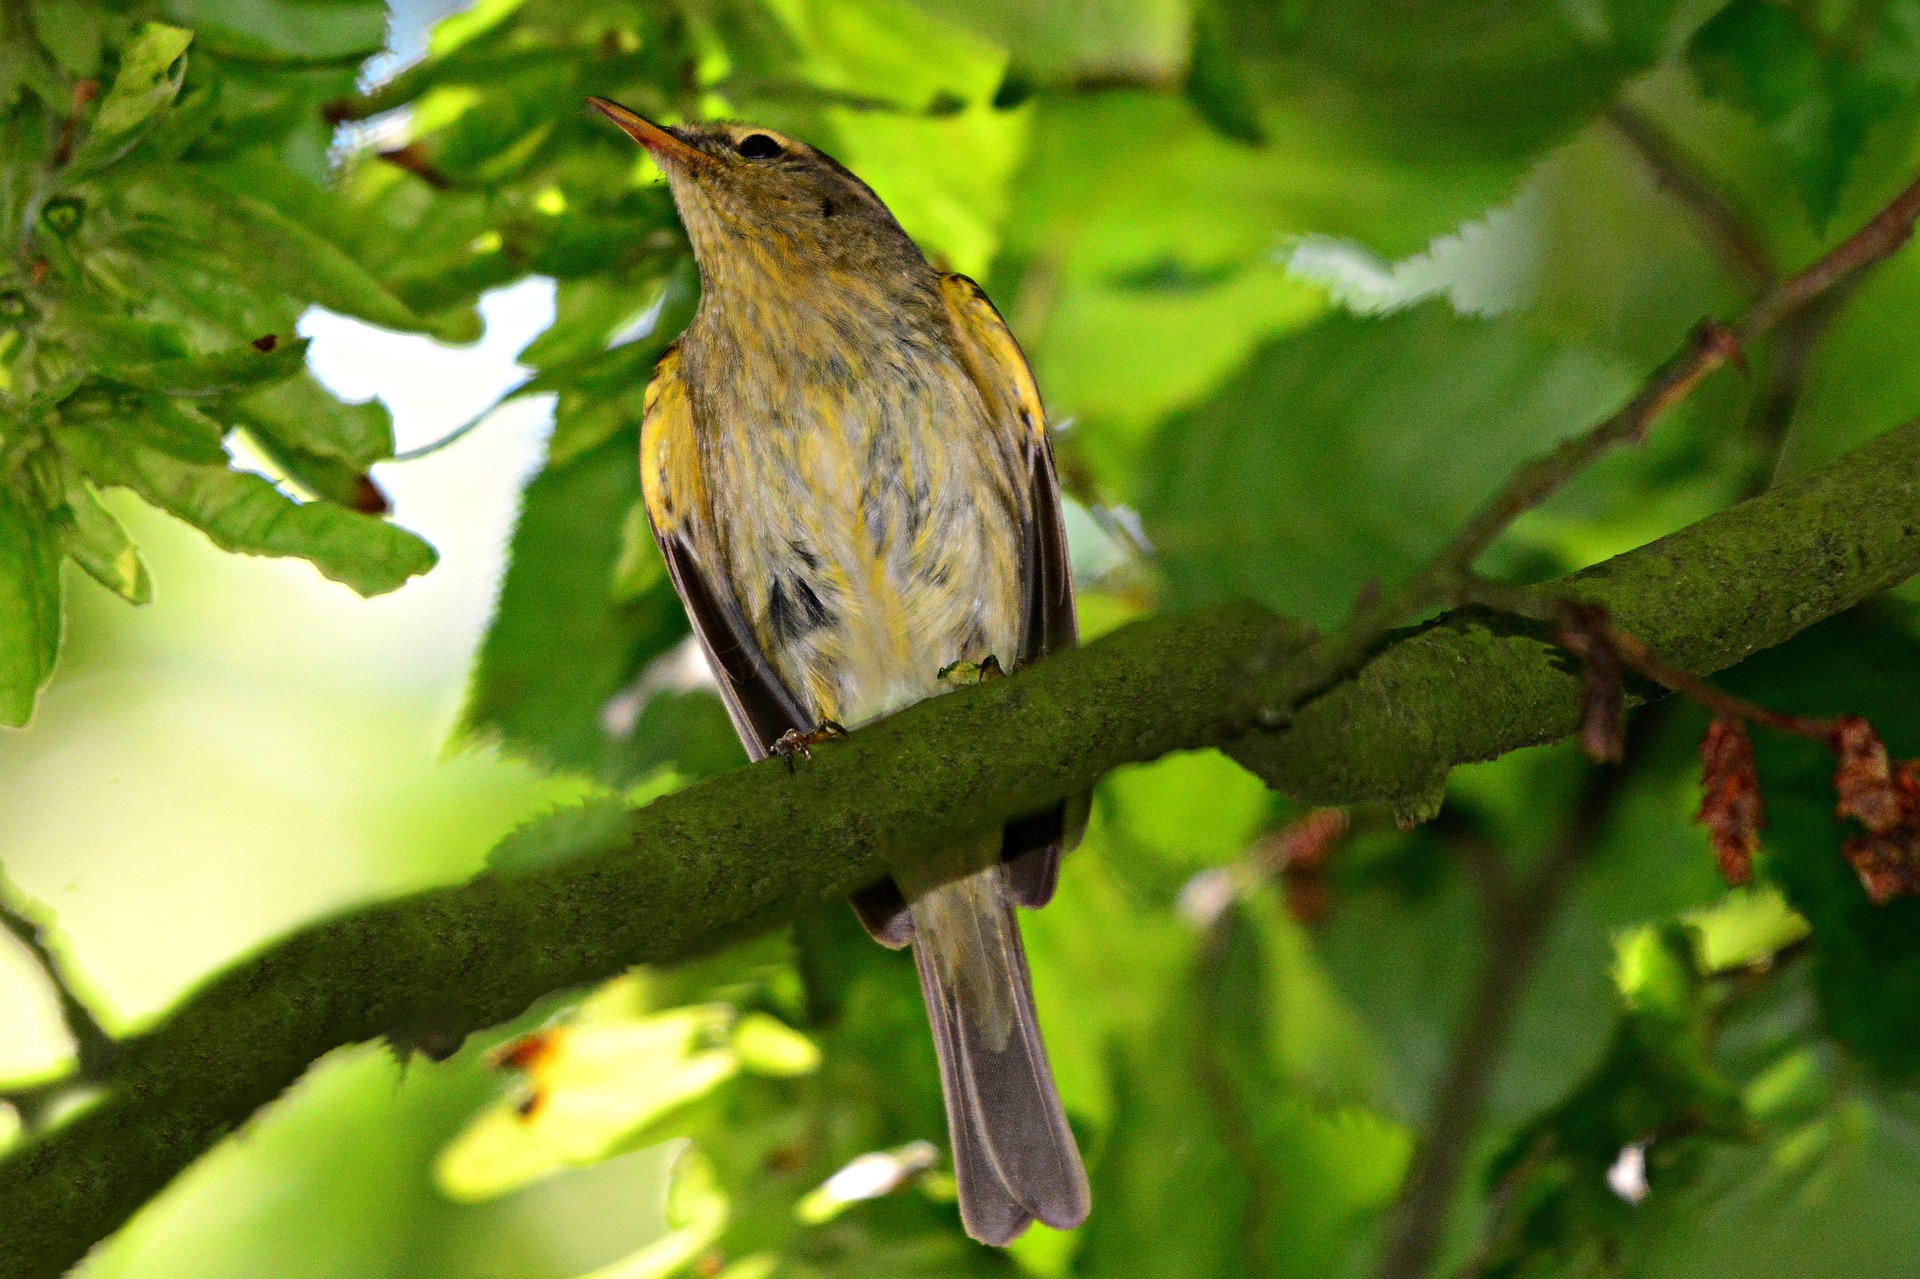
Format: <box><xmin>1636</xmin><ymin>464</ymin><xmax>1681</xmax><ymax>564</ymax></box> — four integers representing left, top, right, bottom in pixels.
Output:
<box><xmin>907</xmin><ymin>854</ymin><xmax>1089</xmax><ymax>1244</ymax></box>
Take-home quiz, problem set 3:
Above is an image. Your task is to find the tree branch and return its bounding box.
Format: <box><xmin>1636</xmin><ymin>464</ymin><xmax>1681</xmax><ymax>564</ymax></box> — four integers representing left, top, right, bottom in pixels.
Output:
<box><xmin>1</xmin><ymin>417</ymin><xmax>1916</xmax><ymax>1278</ymax></box>
<box><xmin>1255</xmin><ymin>165</ymin><xmax>1920</xmax><ymax>724</ymax></box>
<box><xmin>5</xmin><ymin>156</ymin><xmax>1920</xmax><ymax>1279</ymax></box>
<box><xmin>1605</xmin><ymin>102</ymin><xmax>1779</xmax><ymax>292</ymax></box>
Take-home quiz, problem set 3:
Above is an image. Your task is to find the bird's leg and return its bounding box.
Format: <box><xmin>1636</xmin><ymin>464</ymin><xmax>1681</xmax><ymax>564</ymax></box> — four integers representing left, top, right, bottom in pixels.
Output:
<box><xmin>769</xmin><ymin>720</ymin><xmax>850</xmax><ymax>771</ymax></box>
<box><xmin>936</xmin><ymin>654</ymin><xmax>1005</xmax><ymax>687</ymax></box>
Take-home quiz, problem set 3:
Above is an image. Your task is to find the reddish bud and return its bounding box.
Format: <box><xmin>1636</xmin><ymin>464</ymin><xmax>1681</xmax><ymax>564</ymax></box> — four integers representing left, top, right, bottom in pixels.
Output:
<box><xmin>1257</xmin><ymin>808</ymin><xmax>1348</xmax><ymax>924</ymax></box>
<box><xmin>490</xmin><ymin>1030</ymin><xmax>554</xmax><ymax>1073</ymax></box>
<box><xmin>353</xmin><ymin>474</ymin><xmax>390</xmax><ymax>515</ymax></box>
<box><xmin>1832</xmin><ymin>716</ymin><xmax>1899</xmax><ymax>832</ymax></box>
<box><xmin>379</xmin><ymin>142</ymin><xmax>452</xmax><ymax>189</ymax></box>
<box><xmin>1697</xmin><ymin>718</ymin><xmax>1762</xmax><ymax>886</ymax></box>
<box><xmin>29</xmin><ymin>258</ymin><xmax>48</xmax><ymax>285</ymax></box>
<box><xmin>251</xmin><ymin>334</ymin><xmax>279</xmax><ymax>352</ymax></box>
<box><xmin>1699</xmin><ymin>320</ymin><xmax>1748</xmax><ymax>377</ymax></box>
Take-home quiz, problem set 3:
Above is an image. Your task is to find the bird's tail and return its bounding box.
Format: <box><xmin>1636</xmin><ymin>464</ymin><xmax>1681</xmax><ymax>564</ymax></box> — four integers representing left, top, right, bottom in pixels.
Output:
<box><xmin>904</xmin><ymin>839</ymin><xmax>1089</xmax><ymax>1245</ymax></box>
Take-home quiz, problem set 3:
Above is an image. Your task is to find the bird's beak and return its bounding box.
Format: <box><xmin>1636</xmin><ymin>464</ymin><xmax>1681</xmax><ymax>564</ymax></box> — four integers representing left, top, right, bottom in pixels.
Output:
<box><xmin>587</xmin><ymin>97</ymin><xmax>709</xmax><ymax>170</ymax></box>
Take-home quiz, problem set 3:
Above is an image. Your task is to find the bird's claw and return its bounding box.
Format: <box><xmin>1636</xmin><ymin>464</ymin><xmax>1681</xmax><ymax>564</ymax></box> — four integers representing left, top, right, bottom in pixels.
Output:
<box><xmin>770</xmin><ymin>721</ymin><xmax>849</xmax><ymax>772</ymax></box>
<box><xmin>936</xmin><ymin>654</ymin><xmax>1005</xmax><ymax>688</ymax></box>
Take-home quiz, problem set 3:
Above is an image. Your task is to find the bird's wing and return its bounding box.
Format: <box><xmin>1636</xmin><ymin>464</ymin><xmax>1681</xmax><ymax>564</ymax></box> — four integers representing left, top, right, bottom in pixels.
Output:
<box><xmin>936</xmin><ymin>273</ymin><xmax>1077</xmax><ymax>663</ymax></box>
<box><xmin>641</xmin><ymin>342</ymin><xmax>811</xmax><ymax>761</ymax></box>
<box><xmin>937</xmin><ymin>273</ymin><xmax>1087</xmax><ymax>905</ymax></box>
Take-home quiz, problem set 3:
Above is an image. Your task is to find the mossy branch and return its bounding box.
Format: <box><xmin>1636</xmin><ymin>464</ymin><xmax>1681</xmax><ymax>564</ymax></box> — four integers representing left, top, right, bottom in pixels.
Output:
<box><xmin>1</xmin><ymin>417</ymin><xmax>1916</xmax><ymax>1279</ymax></box>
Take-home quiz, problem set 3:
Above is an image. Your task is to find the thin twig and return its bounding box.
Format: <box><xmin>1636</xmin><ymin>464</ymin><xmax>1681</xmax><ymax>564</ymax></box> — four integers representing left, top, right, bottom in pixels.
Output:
<box><xmin>0</xmin><ymin>867</ymin><xmax>117</xmax><ymax>1085</ymax></box>
<box><xmin>1192</xmin><ymin>912</ymin><xmax>1279</xmax><ymax>1276</ymax></box>
<box><xmin>47</xmin><ymin>79</ymin><xmax>100</xmax><ymax>170</ymax></box>
<box><xmin>1606</xmin><ymin>102</ymin><xmax>1778</xmax><ymax>292</ymax></box>
<box><xmin>1743</xmin><ymin>170</ymin><xmax>1920</xmax><ymax>339</ymax></box>
<box><xmin>1374</xmin><ymin>712</ymin><xmax>1659</xmax><ymax>1279</ymax></box>
<box><xmin>1746</xmin><ymin>281</ymin><xmax>1859</xmax><ymax>488</ymax></box>
<box><xmin>1459</xmin><ymin>578</ymin><xmax>1833</xmax><ymax>742</ymax></box>
<box><xmin>1257</xmin><ymin>163</ymin><xmax>1920</xmax><ymax>724</ymax></box>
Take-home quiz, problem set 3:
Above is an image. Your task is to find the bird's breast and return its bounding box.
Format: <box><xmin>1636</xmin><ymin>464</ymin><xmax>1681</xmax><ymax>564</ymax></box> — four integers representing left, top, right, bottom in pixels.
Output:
<box><xmin>683</xmin><ymin>308</ymin><xmax>1025</xmax><ymax>729</ymax></box>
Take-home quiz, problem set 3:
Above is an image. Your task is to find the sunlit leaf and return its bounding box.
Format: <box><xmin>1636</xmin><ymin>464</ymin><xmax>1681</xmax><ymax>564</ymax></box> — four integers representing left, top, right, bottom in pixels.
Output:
<box><xmin>58</xmin><ymin>481</ymin><xmax>152</xmax><ymax>605</ymax></box>
<box><xmin>63</xmin><ymin>424</ymin><xmax>435</xmax><ymax>597</ymax></box>
<box><xmin>64</xmin><ymin>23</ymin><xmax>193</xmax><ymax>178</ymax></box>
<box><xmin>436</xmin><ymin>1007</ymin><xmax>741</xmax><ymax>1202</ymax></box>
<box><xmin>0</xmin><ymin>481</ymin><xmax>63</xmax><ymax>727</ymax></box>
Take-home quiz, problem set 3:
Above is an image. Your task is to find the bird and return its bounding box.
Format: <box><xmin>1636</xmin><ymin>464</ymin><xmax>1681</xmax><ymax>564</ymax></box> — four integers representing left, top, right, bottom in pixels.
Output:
<box><xmin>587</xmin><ymin>95</ymin><xmax>1089</xmax><ymax>1245</ymax></box>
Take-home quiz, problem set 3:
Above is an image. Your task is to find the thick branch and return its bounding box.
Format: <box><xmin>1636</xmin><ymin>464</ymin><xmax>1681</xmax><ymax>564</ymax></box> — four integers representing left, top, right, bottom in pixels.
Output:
<box><xmin>0</xmin><ymin>420</ymin><xmax>1916</xmax><ymax>1279</ymax></box>
<box><xmin>1229</xmin><ymin>418</ymin><xmax>1920</xmax><ymax>804</ymax></box>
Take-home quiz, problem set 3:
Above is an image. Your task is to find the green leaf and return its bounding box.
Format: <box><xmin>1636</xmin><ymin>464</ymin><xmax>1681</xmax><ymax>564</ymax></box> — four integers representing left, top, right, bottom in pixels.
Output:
<box><xmin>218</xmin><ymin>372</ymin><xmax>396</xmax><ymax>470</ymax></box>
<box><xmin>1474</xmin><ymin>923</ymin><xmax>1748</xmax><ymax>1276</ymax></box>
<box><xmin>63</xmin><ymin>425</ymin><xmax>434</xmax><ymax>597</ymax></box>
<box><xmin>1185</xmin><ymin>0</ymin><xmax>1266</xmax><ymax>144</ymax></box>
<box><xmin>1140</xmin><ymin>304</ymin><xmax>1637</xmax><ymax>628</ymax></box>
<box><xmin>436</xmin><ymin>1006</ymin><xmax>743</xmax><ymax>1203</ymax></box>
<box><xmin>65</xmin><ymin>23</ymin><xmax>194</xmax><ymax>178</ymax></box>
<box><xmin>59</xmin><ymin>481</ymin><xmax>153</xmax><ymax>605</ymax></box>
<box><xmin>535</xmin><ymin>261</ymin><xmax>698</xmax><ymax>469</ymax></box>
<box><xmin>146</xmin><ymin>181</ymin><xmax>426</xmax><ymax>333</ymax></box>
<box><xmin>116</xmin><ymin>337</ymin><xmax>310</xmax><ymax>398</ymax></box>
<box><xmin>908</xmin><ymin>0</ymin><xmax>1190</xmax><ymax>88</ymax></box>
<box><xmin>30</xmin><ymin>0</ymin><xmax>102</xmax><ymax>79</ymax></box>
<box><xmin>1689</xmin><ymin>0</ymin><xmax>1920</xmax><ymax>227</ymax></box>
<box><xmin>462</xmin><ymin>429</ymin><xmax>694</xmax><ymax>782</ymax></box>
<box><xmin>1779</xmin><ymin>244</ymin><xmax>1920</xmax><ymax>482</ymax></box>
<box><xmin>0</xmin><ymin>480</ymin><xmax>64</xmax><ymax>727</ymax></box>
<box><xmin>611</xmin><ymin>501</ymin><xmax>667</xmax><ymax>602</ymax></box>
<box><xmin>158</xmin><ymin>0</ymin><xmax>390</xmax><ymax>61</ymax></box>
<box><xmin>60</xmin><ymin>386</ymin><xmax>230</xmax><ymax>467</ymax></box>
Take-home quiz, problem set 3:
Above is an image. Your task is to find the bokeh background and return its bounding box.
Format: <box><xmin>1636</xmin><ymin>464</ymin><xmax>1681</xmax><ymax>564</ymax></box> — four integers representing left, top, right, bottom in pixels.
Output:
<box><xmin>5</xmin><ymin>1</ymin><xmax>1920</xmax><ymax>1277</ymax></box>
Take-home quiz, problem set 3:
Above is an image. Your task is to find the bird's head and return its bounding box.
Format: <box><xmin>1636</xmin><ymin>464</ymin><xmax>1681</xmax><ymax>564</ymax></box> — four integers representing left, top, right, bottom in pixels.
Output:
<box><xmin>587</xmin><ymin>97</ymin><xmax>919</xmax><ymax>287</ymax></box>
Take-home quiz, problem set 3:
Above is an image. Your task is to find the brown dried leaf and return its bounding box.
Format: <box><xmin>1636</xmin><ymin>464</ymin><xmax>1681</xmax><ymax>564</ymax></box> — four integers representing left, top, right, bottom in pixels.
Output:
<box><xmin>1898</xmin><ymin>759</ymin><xmax>1920</xmax><ymax>823</ymax></box>
<box><xmin>1843</xmin><ymin>831</ymin><xmax>1920</xmax><ymax>906</ymax></box>
<box><xmin>1831</xmin><ymin>716</ymin><xmax>1899</xmax><ymax>832</ymax></box>
<box><xmin>1255</xmin><ymin>807</ymin><xmax>1349</xmax><ymax>924</ymax></box>
<box><xmin>1697</xmin><ymin>717</ymin><xmax>1763</xmax><ymax>886</ymax></box>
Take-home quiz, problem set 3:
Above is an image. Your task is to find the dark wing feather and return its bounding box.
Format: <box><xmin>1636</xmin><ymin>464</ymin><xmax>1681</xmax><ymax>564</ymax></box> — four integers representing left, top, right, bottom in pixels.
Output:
<box><xmin>937</xmin><ymin>274</ymin><xmax>1088</xmax><ymax>907</ymax></box>
<box><xmin>641</xmin><ymin>344</ymin><xmax>810</xmax><ymax>762</ymax></box>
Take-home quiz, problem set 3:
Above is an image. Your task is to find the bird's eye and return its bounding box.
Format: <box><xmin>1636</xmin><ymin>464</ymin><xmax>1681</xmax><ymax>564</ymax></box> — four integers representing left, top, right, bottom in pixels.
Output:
<box><xmin>735</xmin><ymin>133</ymin><xmax>782</xmax><ymax>160</ymax></box>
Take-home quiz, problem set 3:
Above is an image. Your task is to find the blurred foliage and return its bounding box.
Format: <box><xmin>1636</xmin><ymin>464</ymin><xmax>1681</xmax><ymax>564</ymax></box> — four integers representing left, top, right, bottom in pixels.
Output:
<box><xmin>6</xmin><ymin>0</ymin><xmax>1920</xmax><ymax>1277</ymax></box>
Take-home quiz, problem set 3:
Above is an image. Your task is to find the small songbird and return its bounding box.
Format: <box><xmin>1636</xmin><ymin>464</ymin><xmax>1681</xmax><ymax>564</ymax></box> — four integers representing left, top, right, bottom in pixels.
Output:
<box><xmin>588</xmin><ymin>97</ymin><xmax>1088</xmax><ymax>1244</ymax></box>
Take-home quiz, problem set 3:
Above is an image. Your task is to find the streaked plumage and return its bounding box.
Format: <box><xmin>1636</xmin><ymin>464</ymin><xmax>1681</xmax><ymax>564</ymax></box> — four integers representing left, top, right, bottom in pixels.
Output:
<box><xmin>593</xmin><ymin>98</ymin><xmax>1087</xmax><ymax>1244</ymax></box>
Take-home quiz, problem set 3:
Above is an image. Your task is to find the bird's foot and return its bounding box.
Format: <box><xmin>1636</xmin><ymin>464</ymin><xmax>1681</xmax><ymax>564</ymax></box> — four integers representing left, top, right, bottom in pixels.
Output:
<box><xmin>769</xmin><ymin>720</ymin><xmax>849</xmax><ymax>771</ymax></box>
<box><xmin>936</xmin><ymin>654</ymin><xmax>1005</xmax><ymax>688</ymax></box>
